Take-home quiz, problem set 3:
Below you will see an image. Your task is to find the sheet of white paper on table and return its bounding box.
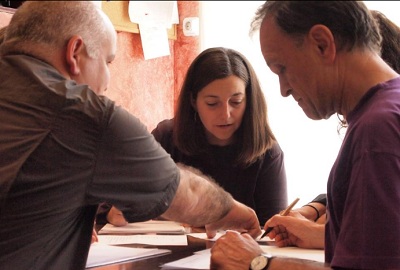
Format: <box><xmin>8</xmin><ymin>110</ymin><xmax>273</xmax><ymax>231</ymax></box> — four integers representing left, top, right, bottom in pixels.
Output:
<box><xmin>161</xmin><ymin>253</ymin><xmax>210</xmax><ymax>270</ymax></box>
<box><xmin>186</xmin><ymin>232</ymin><xmax>224</xmax><ymax>241</ymax></box>
<box><xmin>161</xmin><ymin>246</ymin><xmax>324</xmax><ymax>269</ymax></box>
<box><xmin>261</xmin><ymin>245</ymin><xmax>324</xmax><ymax>262</ymax></box>
<box><xmin>194</xmin><ymin>249</ymin><xmax>211</xmax><ymax>255</ymax></box>
<box><xmin>98</xmin><ymin>220</ymin><xmax>186</xmax><ymax>235</ymax></box>
<box><xmin>187</xmin><ymin>232</ymin><xmax>273</xmax><ymax>243</ymax></box>
<box><xmin>98</xmin><ymin>234</ymin><xmax>188</xmax><ymax>246</ymax></box>
<box><xmin>86</xmin><ymin>242</ymin><xmax>171</xmax><ymax>268</ymax></box>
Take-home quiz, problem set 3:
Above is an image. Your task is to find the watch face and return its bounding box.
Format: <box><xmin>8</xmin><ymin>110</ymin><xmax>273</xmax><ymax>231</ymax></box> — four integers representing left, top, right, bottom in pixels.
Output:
<box><xmin>250</xmin><ymin>255</ymin><xmax>268</xmax><ymax>270</ymax></box>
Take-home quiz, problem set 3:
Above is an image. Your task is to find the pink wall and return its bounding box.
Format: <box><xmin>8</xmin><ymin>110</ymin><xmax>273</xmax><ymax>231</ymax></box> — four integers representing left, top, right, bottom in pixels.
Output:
<box><xmin>0</xmin><ymin>1</ymin><xmax>200</xmax><ymax>132</ymax></box>
<box><xmin>99</xmin><ymin>1</ymin><xmax>200</xmax><ymax>131</ymax></box>
<box><xmin>174</xmin><ymin>2</ymin><xmax>200</xmax><ymax>112</ymax></box>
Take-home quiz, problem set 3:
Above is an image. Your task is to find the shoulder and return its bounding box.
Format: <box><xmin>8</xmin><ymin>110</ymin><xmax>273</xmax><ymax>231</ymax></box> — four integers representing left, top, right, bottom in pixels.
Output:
<box><xmin>153</xmin><ymin>119</ymin><xmax>174</xmax><ymax>132</ymax></box>
<box><xmin>265</xmin><ymin>142</ymin><xmax>284</xmax><ymax>158</ymax></box>
<box><xmin>349</xmin><ymin>84</ymin><xmax>400</xmax><ymax>151</ymax></box>
<box><xmin>253</xmin><ymin>142</ymin><xmax>284</xmax><ymax>167</ymax></box>
<box><xmin>355</xmin><ymin>78</ymin><xmax>400</xmax><ymax>123</ymax></box>
<box><xmin>152</xmin><ymin>118</ymin><xmax>175</xmax><ymax>146</ymax></box>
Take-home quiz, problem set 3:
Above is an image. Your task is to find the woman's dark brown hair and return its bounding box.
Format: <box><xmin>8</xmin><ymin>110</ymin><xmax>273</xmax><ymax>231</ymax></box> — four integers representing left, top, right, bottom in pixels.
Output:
<box><xmin>371</xmin><ymin>10</ymin><xmax>400</xmax><ymax>73</ymax></box>
<box><xmin>173</xmin><ymin>47</ymin><xmax>276</xmax><ymax>167</ymax></box>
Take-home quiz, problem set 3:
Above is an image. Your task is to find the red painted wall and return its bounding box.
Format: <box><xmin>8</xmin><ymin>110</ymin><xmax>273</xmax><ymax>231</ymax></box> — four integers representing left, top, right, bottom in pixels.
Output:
<box><xmin>0</xmin><ymin>1</ymin><xmax>200</xmax><ymax>132</ymax></box>
<box><xmin>101</xmin><ymin>1</ymin><xmax>200</xmax><ymax>132</ymax></box>
<box><xmin>174</xmin><ymin>1</ymin><xmax>200</xmax><ymax>112</ymax></box>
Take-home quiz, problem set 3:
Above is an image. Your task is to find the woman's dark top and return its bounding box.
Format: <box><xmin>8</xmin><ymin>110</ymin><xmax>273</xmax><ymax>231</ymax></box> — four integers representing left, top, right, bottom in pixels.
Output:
<box><xmin>152</xmin><ymin>119</ymin><xmax>288</xmax><ymax>225</ymax></box>
<box><xmin>311</xmin><ymin>194</ymin><xmax>327</xmax><ymax>206</ymax></box>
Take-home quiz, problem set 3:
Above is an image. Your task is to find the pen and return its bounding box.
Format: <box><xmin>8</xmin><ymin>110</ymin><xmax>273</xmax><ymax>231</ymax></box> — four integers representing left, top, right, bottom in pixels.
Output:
<box><xmin>260</xmin><ymin>197</ymin><xmax>300</xmax><ymax>239</ymax></box>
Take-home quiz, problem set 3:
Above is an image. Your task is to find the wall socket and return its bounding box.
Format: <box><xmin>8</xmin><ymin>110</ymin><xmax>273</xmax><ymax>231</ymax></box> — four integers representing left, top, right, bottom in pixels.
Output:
<box><xmin>183</xmin><ymin>17</ymin><xmax>199</xmax><ymax>37</ymax></box>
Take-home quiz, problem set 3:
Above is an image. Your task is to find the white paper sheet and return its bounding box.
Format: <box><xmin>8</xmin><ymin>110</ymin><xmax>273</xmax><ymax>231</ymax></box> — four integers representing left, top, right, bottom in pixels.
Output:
<box><xmin>139</xmin><ymin>23</ymin><xmax>170</xmax><ymax>60</ymax></box>
<box><xmin>98</xmin><ymin>234</ymin><xmax>188</xmax><ymax>246</ymax></box>
<box><xmin>161</xmin><ymin>253</ymin><xmax>210</xmax><ymax>270</ymax></box>
<box><xmin>186</xmin><ymin>232</ymin><xmax>273</xmax><ymax>243</ymax></box>
<box><xmin>186</xmin><ymin>232</ymin><xmax>224</xmax><ymax>241</ymax></box>
<box><xmin>98</xmin><ymin>220</ymin><xmax>186</xmax><ymax>235</ymax></box>
<box><xmin>86</xmin><ymin>242</ymin><xmax>170</xmax><ymax>268</ymax></box>
<box><xmin>261</xmin><ymin>245</ymin><xmax>325</xmax><ymax>262</ymax></box>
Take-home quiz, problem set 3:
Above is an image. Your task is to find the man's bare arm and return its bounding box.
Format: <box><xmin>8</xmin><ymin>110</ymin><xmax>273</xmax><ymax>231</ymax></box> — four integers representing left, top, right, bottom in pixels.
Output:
<box><xmin>161</xmin><ymin>163</ymin><xmax>233</xmax><ymax>226</ymax></box>
<box><xmin>161</xmin><ymin>163</ymin><xmax>261</xmax><ymax>238</ymax></box>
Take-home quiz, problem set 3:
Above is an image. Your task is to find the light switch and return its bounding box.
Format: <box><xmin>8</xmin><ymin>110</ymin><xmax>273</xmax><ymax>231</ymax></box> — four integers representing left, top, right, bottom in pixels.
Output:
<box><xmin>183</xmin><ymin>17</ymin><xmax>199</xmax><ymax>36</ymax></box>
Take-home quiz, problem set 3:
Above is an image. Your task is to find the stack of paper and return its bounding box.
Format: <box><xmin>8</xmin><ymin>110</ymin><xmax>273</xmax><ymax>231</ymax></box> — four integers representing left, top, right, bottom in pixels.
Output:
<box><xmin>98</xmin><ymin>234</ymin><xmax>188</xmax><ymax>246</ymax></box>
<box><xmin>98</xmin><ymin>220</ymin><xmax>186</xmax><ymax>235</ymax></box>
<box><xmin>86</xmin><ymin>242</ymin><xmax>171</xmax><ymax>268</ymax></box>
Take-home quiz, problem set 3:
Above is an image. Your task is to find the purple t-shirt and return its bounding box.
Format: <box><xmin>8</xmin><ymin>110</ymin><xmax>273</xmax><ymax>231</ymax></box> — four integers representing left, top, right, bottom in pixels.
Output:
<box><xmin>325</xmin><ymin>77</ymin><xmax>400</xmax><ymax>269</ymax></box>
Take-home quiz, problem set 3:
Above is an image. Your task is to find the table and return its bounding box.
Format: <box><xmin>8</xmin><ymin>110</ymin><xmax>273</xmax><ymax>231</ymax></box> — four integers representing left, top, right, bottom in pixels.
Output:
<box><xmin>88</xmin><ymin>226</ymin><xmax>324</xmax><ymax>270</ymax></box>
<box><xmin>88</xmin><ymin>227</ymin><xmax>214</xmax><ymax>270</ymax></box>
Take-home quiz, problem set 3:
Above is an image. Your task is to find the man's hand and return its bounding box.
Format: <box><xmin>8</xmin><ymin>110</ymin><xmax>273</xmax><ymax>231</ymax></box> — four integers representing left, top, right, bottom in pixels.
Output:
<box><xmin>210</xmin><ymin>231</ymin><xmax>263</xmax><ymax>270</ymax></box>
<box><xmin>205</xmin><ymin>200</ymin><xmax>262</xmax><ymax>239</ymax></box>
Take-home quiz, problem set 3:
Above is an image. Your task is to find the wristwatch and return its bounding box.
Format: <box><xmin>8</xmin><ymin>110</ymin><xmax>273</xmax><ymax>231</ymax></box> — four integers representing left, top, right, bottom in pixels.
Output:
<box><xmin>250</xmin><ymin>253</ymin><xmax>272</xmax><ymax>270</ymax></box>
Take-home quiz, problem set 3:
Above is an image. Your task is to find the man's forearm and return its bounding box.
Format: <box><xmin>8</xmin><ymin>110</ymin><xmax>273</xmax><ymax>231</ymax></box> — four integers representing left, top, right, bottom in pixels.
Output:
<box><xmin>161</xmin><ymin>163</ymin><xmax>234</xmax><ymax>226</ymax></box>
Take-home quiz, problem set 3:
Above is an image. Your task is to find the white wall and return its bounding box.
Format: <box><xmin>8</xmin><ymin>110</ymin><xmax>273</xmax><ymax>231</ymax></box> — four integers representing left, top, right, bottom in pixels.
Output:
<box><xmin>199</xmin><ymin>1</ymin><xmax>400</xmax><ymax>205</ymax></box>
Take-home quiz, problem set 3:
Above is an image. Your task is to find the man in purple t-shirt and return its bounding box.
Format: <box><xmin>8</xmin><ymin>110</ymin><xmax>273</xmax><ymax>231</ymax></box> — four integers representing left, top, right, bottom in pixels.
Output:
<box><xmin>209</xmin><ymin>2</ymin><xmax>400</xmax><ymax>270</ymax></box>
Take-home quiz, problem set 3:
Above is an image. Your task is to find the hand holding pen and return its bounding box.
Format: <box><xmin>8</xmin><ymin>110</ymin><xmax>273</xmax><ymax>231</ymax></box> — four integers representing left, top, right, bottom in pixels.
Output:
<box><xmin>260</xmin><ymin>197</ymin><xmax>300</xmax><ymax>239</ymax></box>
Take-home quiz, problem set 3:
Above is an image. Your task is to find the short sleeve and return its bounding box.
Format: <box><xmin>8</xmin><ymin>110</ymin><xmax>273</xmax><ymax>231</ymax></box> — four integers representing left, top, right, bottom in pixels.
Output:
<box><xmin>88</xmin><ymin>106</ymin><xmax>179</xmax><ymax>222</ymax></box>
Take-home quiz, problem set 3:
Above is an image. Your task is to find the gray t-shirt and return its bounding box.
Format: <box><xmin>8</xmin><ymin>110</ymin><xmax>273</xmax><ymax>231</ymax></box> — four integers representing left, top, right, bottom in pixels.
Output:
<box><xmin>0</xmin><ymin>55</ymin><xmax>179</xmax><ymax>270</ymax></box>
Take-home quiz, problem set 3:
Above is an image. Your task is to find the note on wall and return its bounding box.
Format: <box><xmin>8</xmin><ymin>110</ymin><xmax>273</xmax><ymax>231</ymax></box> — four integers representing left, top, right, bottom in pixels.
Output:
<box><xmin>128</xmin><ymin>1</ymin><xmax>178</xmax><ymax>27</ymax></box>
<box><xmin>128</xmin><ymin>1</ymin><xmax>179</xmax><ymax>60</ymax></box>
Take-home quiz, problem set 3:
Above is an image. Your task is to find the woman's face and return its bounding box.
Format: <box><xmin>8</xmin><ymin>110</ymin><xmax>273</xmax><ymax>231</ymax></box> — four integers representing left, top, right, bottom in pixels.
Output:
<box><xmin>194</xmin><ymin>75</ymin><xmax>247</xmax><ymax>146</ymax></box>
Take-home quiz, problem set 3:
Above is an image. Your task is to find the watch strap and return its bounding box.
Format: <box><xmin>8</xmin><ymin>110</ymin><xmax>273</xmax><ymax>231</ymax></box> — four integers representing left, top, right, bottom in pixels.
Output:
<box><xmin>262</xmin><ymin>253</ymin><xmax>272</xmax><ymax>270</ymax></box>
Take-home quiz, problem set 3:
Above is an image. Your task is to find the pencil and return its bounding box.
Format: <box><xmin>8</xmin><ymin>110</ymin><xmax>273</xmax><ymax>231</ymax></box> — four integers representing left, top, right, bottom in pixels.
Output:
<box><xmin>260</xmin><ymin>197</ymin><xmax>300</xmax><ymax>239</ymax></box>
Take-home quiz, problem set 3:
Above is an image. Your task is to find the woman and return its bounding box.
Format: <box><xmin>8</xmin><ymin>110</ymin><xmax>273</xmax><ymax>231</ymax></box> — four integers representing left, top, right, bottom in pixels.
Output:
<box><xmin>152</xmin><ymin>47</ymin><xmax>287</xmax><ymax>225</ymax></box>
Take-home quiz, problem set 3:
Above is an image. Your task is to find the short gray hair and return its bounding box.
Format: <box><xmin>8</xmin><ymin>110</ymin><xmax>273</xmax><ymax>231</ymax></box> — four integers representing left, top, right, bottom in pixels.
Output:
<box><xmin>250</xmin><ymin>1</ymin><xmax>381</xmax><ymax>53</ymax></box>
<box><xmin>2</xmin><ymin>1</ymin><xmax>109</xmax><ymax>58</ymax></box>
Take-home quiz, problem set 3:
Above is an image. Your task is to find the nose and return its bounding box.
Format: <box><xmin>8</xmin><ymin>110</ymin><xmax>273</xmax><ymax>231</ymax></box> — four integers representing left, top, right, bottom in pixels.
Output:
<box><xmin>220</xmin><ymin>102</ymin><xmax>232</xmax><ymax>120</ymax></box>
<box><xmin>279</xmin><ymin>77</ymin><xmax>291</xmax><ymax>97</ymax></box>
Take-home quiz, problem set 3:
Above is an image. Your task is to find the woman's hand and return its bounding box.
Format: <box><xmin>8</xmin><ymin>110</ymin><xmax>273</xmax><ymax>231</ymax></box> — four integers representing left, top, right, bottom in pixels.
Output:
<box><xmin>91</xmin><ymin>228</ymin><xmax>98</xmax><ymax>243</ymax></box>
<box><xmin>265</xmin><ymin>212</ymin><xmax>325</xmax><ymax>249</ymax></box>
<box><xmin>107</xmin><ymin>206</ymin><xmax>128</xmax><ymax>226</ymax></box>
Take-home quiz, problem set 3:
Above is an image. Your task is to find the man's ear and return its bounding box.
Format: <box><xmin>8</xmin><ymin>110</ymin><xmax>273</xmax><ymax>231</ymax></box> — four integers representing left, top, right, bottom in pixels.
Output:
<box><xmin>308</xmin><ymin>24</ymin><xmax>336</xmax><ymax>63</ymax></box>
<box><xmin>65</xmin><ymin>35</ymin><xmax>85</xmax><ymax>76</ymax></box>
